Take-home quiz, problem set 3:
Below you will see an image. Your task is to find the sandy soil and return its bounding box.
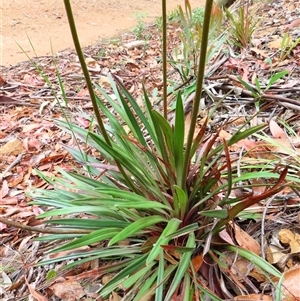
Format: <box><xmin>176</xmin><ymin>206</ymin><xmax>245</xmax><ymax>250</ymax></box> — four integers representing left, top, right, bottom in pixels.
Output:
<box><xmin>1</xmin><ymin>0</ymin><xmax>205</xmax><ymax>67</ymax></box>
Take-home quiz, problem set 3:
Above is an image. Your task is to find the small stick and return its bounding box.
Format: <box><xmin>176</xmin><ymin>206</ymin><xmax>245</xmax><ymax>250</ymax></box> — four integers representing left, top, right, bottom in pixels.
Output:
<box><xmin>0</xmin><ymin>154</ymin><xmax>23</xmax><ymax>181</ymax></box>
<box><xmin>0</xmin><ymin>216</ymin><xmax>91</xmax><ymax>234</ymax></box>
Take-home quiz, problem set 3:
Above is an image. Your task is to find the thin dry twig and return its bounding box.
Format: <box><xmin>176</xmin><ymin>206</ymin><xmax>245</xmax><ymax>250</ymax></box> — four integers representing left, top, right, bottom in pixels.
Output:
<box><xmin>0</xmin><ymin>217</ymin><xmax>91</xmax><ymax>234</ymax></box>
<box><xmin>0</xmin><ymin>154</ymin><xmax>23</xmax><ymax>181</ymax></box>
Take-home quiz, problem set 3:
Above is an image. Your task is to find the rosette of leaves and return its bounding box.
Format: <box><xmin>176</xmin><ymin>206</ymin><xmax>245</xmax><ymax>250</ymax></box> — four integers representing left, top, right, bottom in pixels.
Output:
<box><xmin>28</xmin><ymin>0</ymin><xmax>291</xmax><ymax>300</ymax></box>
<box><xmin>225</xmin><ymin>0</ymin><xmax>259</xmax><ymax>49</ymax></box>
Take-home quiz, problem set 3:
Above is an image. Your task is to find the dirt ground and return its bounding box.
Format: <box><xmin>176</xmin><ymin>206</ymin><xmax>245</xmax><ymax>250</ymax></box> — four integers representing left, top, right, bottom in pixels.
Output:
<box><xmin>1</xmin><ymin>0</ymin><xmax>204</xmax><ymax>67</ymax></box>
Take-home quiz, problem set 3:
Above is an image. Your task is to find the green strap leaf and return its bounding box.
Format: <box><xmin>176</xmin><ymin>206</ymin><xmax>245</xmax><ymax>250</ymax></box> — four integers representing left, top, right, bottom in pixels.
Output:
<box><xmin>146</xmin><ymin>218</ymin><xmax>182</xmax><ymax>265</ymax></box>
<box><xmin>266</xmin><ymin>70</ymin><xmax>289</xmax><ymax>91</ymax></box>
<box><xmin>173</xmin><ymin>92</ymin><xmax>185</xmax><ymax>186</ymax></box>
<box><xmin>155</xmin><ymin>250</ymin><xmax>165</xmax><ymax>301</ymax></box>
<box><xmin>51</xmin><ymin>228</ymin><xmax>120</xmax><ymax>253</ymax></box>
<box><xmin>173</xmin><ymin>185</ymin><xmax>188</xmax><ymax>219</ymax></box>
<box><xmin>164</xmin><ymin>232</ymin><xmax>195</xmax><ymax>301</ymax></box>
<box><xmin>225</xmin><ymin>245</ymin><xmax>282</xmax><ymax>277</ymax></box>
<box><xmin>198</xmin><ymin>209</ymin><xmax>228</xmax><ymax>219</ymax></box>
<box><xmin>100</xmin><ymin>254</ymin><xmax>148</xmax><ymax>297</ymax></box>
<box><xmin>109</xmin><ymin>215</ymin><xmax>167</xmax><ymax>246</ymax></box>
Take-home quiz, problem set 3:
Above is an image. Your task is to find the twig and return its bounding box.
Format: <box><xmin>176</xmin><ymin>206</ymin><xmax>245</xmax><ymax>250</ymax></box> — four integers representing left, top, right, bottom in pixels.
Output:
<box><xmin>218</xmin><ymin>83</ymin><xmax>300</xmax><ymax>109</ymax></box>
<box><xmin>0</xmin><ymin>216</ymin><xmax>91</xmax><ymax>234</ymax></box>
<box><xmin>0</xmin><ymin>154</ymin><xmax>23</xmax><ymax>181</ymax></box>
<box><xmin>227</xmin><ymin>74</ymin><xmax>300</xmax><ymax>93</ymax></box>
<box><xmin>154</xmin><ymin>75</ymin><xmax>195</xmax><ymax>106</ymax></box>
<box><xmin>206</xmin><ymin>53</ymin><xmax>229</xmax><ymax>77</ymax></box>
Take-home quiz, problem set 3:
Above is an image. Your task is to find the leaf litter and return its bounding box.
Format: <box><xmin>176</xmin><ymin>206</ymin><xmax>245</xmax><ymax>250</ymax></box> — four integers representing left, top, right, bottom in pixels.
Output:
<box><xmin>1</xmin><ymin>0</ymin><xmax>300</xmax><ymax>299</ymax></box>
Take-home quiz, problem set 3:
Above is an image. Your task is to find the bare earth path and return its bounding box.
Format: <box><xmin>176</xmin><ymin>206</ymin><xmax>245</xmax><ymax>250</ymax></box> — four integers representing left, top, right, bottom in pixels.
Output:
<box><xmin>1</xmin><ymin>0</ymin><xmax>204</xmax><ymax>67</ymax></box>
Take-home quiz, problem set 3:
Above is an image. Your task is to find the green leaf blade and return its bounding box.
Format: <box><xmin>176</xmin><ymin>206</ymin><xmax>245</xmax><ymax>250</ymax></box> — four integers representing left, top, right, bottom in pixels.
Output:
<box><xmin>146</xmin><ymin>218</ymin><xmax>182</xmax><ymax>265</ymax></box>
<box><xmin>109</xmin><ymin>215</ymin><xmax>167</xmax><ymax>246</ymax></box>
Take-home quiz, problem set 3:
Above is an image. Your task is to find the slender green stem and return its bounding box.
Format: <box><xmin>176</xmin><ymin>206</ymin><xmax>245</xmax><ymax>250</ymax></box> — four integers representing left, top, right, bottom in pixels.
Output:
<box><xmin>181</xmin><ymin>0</ymin><xmax>214</xmax><ymax>190</ymax></box>
<box><xmin>63</xmin><ymin>0</ymin><xmax>139</xmax><ymax>194</ymax></box>
<box><xmin>162</xmin><ymin>0</ymin><xmax>168</xmax><ymax>119</ymax></box>
<box><xmin>63</xmin><ymin>0</ymin><xmax>110</xmax><ymax>145</ymax></box>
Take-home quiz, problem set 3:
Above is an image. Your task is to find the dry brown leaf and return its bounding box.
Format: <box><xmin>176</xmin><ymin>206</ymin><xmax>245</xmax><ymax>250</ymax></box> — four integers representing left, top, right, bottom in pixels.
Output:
<box><xmin>289</xmin><ymin>239</ymin><xmax>300</xmax><ymax>254</ymax></box>
<box><xmin>192</xmin><ymin>254</ymin><xmax>203</xmax><ymax>273</ymax></box>
<box><xmin>27</xmin><ymin>138</ymin><xmax>42</xmax><ymax>151</ymax></box>
<box><xmin>0</xmin><ymin>222</ymin><xmax>7</xmax><ymax>230</ymax></box>
<box><xmin>218</xmin><ymin>228</ymin><xmax>235</xmax><ymax>245</ymax></box>
<box><xmin>184</xmin><ymin>111</ymin><xmax>202</xmax><ymax>144</ymax></box>
<box><xmin>22</xmin><ymin>123</ymin><xmax>42</xmax><ymax>133</ymax></box>
<box><xmin>219</xmin><ymin>130</ymin><xmax>261</xmax><ymax>152</ymax></box>
<box><xmin>268</xmin><ymin>37</ymin><xmax>283</xmax><ymax>49</ymax></box>
<box><xmin>266</xmin><ymin>245</ymin><xmax>286</xmax><ymax>264</ymax></box>
<box><xmin>279</xmin><ymin>229</ymin><xmax>297</xmax><ymax>245</ymax></box>
<box><xmin>0</xmin><ymin>138</ymin><xmax>25</xmax><ymax>155</ymax></box>
<box><xmin>230</xmin><ymin>116</ymin><xmax>247</xmax><ymax>127</ymax></box>
<box><xmin>278</xmin><ymin>229</ymin><xmax>300</xmax><ymax>253</ymax></box>
<box><xmin>76</xmin><ymin>116</ymin><xmax>90</xmax><ymax>129</ymax></box>
<box><xmin>0</xmin><ymin>75</ymin><xmax>7</xmax><ymax>86</ymax></box>
<box><xmin>163</xmin><ymin>251</ymin><xmax>179</xmax><ymax>264</ymax></box>
<box><xmin>233</xmin><ymin>223</ymin><xmax>261</xmax><ymax>255</ymax></box>
<box><xmin>268</xmin><ymin>138</ymin><xmax>298</xmax><ymax>155</ymax></box>
<box><xmin>109</xmin><ymin>291</ymin><xmax>122</xmax><ymax>301</ymax></box>
<box><xmin>23</xmin><ymin>74</ymin><xmax>44</xmax><ymax>86</ymax></box>
<box><xmin>250</xmin><ymin>47</ymin><xmax>269</xmax><ymax>58</ymax></box>
<box><xmin>97</xmin><ymin>75</ymin><xmax>111</xmax><ymax>89</ymax></box>
<box><xmin>251</xmin><ymin>179</ymin><xmax>267</xmax><ymax>196</ymax></box>
<box><xmin>102</xmin><ymin>274</ymin><xmax>115</xmax><ymax>285</ymax></box>
<box><xmin>85</xmin><ymin>57</ymin><xmax>96</xmax><ymax>65</ymax></box>
<box><xmin>8</xmin><ymin>274</ymin><xmax>24</xmax><ymax>292</ymax></box>
<box><xmin>50</xmin><ymin>279</ymin><xmax>85</xmax><ymax>300</ymax></box>
<box><xmin>25</xmin><ymin>277</ymin><xmax>48</xmax><ymax>301</ymax></box>
<box><xmin>76</xmin><ymin>88</ymin><xmax>90</xmax><ymax>97</ymax></box>
<box><xmin>280</xmin><ymin>267</ymin><xmax>300</xmax><ymax>300</ymax></box>
<box><xmin>8</xmin><ymin>171</ymin><xmax>24</xmax><ymax>187</ymax></box>
<box><xmin>285</xmin><ymin>18</ymin><xmax>300</xmax><ymax>31</ymax></box>
<box><xmin>233</xmin><ymin>257</ymin><xmax>268</xmax><ymax>282</ymax></box>
<box><xmin>219</xmin><ymin>129</ymin><xmax>232</xmax><ymax>140</ymax></box>
<box><xmin>124</xmin><ymin>40</ymin><xmax>149</xmax><ymax>50</ymax></box>
<box><xmin>18</xmin><ymin>235</ymin><xmax>35</xmax><ymax>253</ymax></box>
<box><xmin>0</xmin><ymin>180</ymin><xmax>9</xmax><ymax>199</ymax></box>
<box><xmin>269</xmin><ymin>120</ymin><xmax>286</xmax><ymax>139</ymax></box>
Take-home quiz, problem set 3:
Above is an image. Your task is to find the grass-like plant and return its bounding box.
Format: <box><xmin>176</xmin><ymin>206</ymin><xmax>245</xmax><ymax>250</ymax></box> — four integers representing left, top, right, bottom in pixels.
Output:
<box><xmin>225</xmin><ymin>0</ymin><xmax>259</xmax><ymax>49</ymax></box>
<box><xmin>279</xmin><ymin>33</ymin><xmax>300</xmax><ymax>61</ymax></box>
<box><xmin>168</xmin><ymin>0</ymin><xmax>225</xmax><ymax>103</ymax></box>
<box><xmin>238</xmin><ymin>69</ymin><xmax>289</xmax><ymax>112</ymax></box>
<box><xmin>132</xmin><ymin>12</ymin><xmax>149</xmax><ymax>39</ymax></box>
<box><xmin>25</xmin><ymin>0</ymin><xmax>297</xmax><ymax>299</ymax></box>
